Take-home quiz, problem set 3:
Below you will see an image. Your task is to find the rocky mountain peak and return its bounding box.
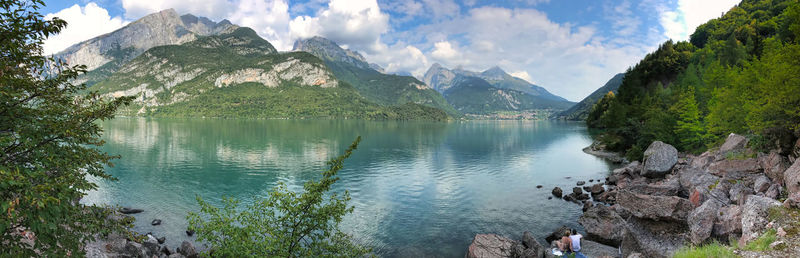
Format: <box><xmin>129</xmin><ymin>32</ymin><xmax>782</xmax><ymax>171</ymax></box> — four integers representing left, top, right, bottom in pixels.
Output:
<box><xmin>292</xmin><ymin>36</ymin><xmax>370</xmax><ymax>69</ymax></box>
<box><xmin>481</xmin><ymin>66</ymin><xmax>508</xmax><ymax>79</ymax></box>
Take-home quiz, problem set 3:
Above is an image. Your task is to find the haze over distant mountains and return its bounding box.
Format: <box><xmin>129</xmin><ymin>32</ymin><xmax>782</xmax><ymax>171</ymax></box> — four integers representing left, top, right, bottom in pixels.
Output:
<box><xmin>554</xmin><ymin>73</ymin><xmax>625</xmax><ymax>120</ymax></box>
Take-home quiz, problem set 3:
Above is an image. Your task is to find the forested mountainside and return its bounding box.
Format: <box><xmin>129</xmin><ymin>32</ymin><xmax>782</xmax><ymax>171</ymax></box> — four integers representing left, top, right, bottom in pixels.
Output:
<box><xmin>587</xmin><ymin>0</ymin><xmax>800</xmax><ymax>160</ymax></box>
<box><xmin>292</xmin><ymin>37</ymin><xmax>460</xmax><ymax>117</ymax></box>
<box><xmin>90</xmin><ymin>27</ymin><xmax>447</xmax><ymax>120</ymax></box>
<box><xmin>554</xmin><ymin>73</ymin><xmax>624</xmax><ymax>120</ymax></box>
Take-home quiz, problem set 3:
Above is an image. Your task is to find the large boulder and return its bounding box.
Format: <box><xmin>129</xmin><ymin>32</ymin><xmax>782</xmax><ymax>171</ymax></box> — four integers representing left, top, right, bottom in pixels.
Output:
<box><xmin>520</xmin><ymin>231</ymin><xmax>545</xmax><ymax>258</ymax></box>
<box><xmin>760</xmin><ymin>151</ymin><xmax>789</xmax><ymax>185</ymax></box>
<box><xmin>729</xmin><ymin>182</ymin><xmax>755</xmax><ymax>206</ymax></box>
<box><xmin>740</xmin><ymin>195</ymin><xmax>781</xmax><ymax>245</ymax></box>
<box><xmin>589</xmin><ymin>183</ymin><xmax>605</xmax><ymax>195</ymax></box>
<box><xmin>123</xmin><ymin>241</ymin><xmax>148</xmax><ymax>258</ymax></box>
<box><xmin>678</xmin><ymin>168</ymin><xmax>720</xmax><ymax>195</ymax></box>
<box><xmin>616</xmin><ymin>191</ymin><xmax>694</xmax><ymax>222</ymax></box>
<box><xmin>621</xmin><ymin>217</ymin><xmax>688</xmax><ymax>258</ymax></box>
<box><xmin>785</xmin><ymin>158</ymin><xmax>800</xmax><ymax>195</ymax></box>
<box><xmin>708</xmin><ymin>158</ymin><xmax>761</xmax><ymax>178</ymax></box>
<box><xmin>179</xmin><ymin>241</ymin><xmax>198</xmax><ymax>258</ymax></box>
<box><xmin>641</xmin><ymin>141</ymin><xmax>678</xmax><ymax>178</ymax></box>
<box><xmin>689</xmin><ymin>151</ymin><xmax>717</xmax><ymax>170</ymax></box>
<box><xmin>719</xmin><ymin>133</ymin><xmax>749</xmax><ymax>154</ymax></box>
<box><xmin>623</xmin><ymin>179</ymin><xmax>681</xmax><ymax>196</ymax></box>
<box><xmin>466</xmin><ymin>234</ymin><xmax>516</xmax><ymax>258</ymax></box>
<box><xmin>688</xmin><ymin>199</ymin><xmax>722</xmax><ymax>244</ymax></box>
<box><xmin>578</xmin><ymin>205</ymin><xmax>626</xmax><ymax>246</ymax></box>
<box><xmin>712</xmin><ymin>205</ymin><xmax>743</xmax><ymax>239</ymax></box>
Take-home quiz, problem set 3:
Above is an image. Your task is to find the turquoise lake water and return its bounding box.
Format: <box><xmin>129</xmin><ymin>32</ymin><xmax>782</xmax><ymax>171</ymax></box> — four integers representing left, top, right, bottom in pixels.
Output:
<box><xmin>84</xmin><ymin>118</ymin><xmax>615</xmax><ymax>257</ymax></box>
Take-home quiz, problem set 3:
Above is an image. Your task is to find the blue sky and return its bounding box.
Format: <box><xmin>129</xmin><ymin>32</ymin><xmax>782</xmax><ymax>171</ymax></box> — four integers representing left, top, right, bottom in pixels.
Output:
<box><xmin>41</xmin><ymin>0</ymin><xmax>740</xmax><ymax>101</ymax></box>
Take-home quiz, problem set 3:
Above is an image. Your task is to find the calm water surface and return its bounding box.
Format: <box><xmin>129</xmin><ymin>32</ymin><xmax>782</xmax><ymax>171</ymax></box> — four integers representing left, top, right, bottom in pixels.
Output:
<box><xmin>84</xmin><ymin>118</ymin><xmax>615</xmax><ymax>257</ymax></box>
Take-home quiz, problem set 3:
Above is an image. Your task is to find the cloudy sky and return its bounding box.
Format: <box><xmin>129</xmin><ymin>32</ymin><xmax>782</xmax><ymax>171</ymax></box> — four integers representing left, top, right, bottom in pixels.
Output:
<box><xmin>41</xmin><ymin>0</ymin><xmax>739</xmax><ymax>101</ymax></box>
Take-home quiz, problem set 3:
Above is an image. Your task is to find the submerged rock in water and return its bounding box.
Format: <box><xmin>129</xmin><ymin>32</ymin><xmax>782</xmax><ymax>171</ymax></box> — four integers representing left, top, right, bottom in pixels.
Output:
<box><xmin>551</xmin><ymin>187</ymin><xmax>563</xmax><ymax>198</ymax></box>
<box><xmin>119</xmin><ymin>207</ymin><xmax>143</xmax><ymax>214</ymax></box>
<box><xmin>151</xmin><ymin>219</ymin><xmax>162</xmax><ymax>226</ymax></box>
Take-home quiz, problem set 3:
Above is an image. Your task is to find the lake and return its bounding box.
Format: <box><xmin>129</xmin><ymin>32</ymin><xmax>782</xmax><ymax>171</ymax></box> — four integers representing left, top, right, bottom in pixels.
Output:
<box><xmin>84</xmin><ymin>118</ymin><xmax>616</xmax><ymax>257</ymax></box>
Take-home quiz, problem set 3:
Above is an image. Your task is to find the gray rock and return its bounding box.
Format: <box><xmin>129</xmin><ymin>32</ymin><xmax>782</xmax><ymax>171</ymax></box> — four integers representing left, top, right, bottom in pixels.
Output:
<box><xmin>119</xmin><ymin>207</ymin><xmax>144</xmax><ymax>214</ymax></box>
<box><xmin>582</xmin><ymin>200</ymin><xmax>593</xmax><ymax>212</ymax></box>
<box><xmin>760</xmin><ymin>151</ymin><xmax>789</xmax><ymax>184</ymax></box>
<box><xmin>179</xmin><ymin>241</ymin><xmax>198</xmax><ymax>258</ymax></box>
<box><xmin>688</xmin><ymin>199</ymin><xmax>722</xmax><ymax>244</ymax></box>
<box><xmin>730</xmin><ymin>183</ymin><xmax>755</xmax><ymax>205</ymax></box>
<box><xmin>678</xmin><ymin>168</ymin><xmax>720</xmax><ymax>196</ymax></box>
<box><xmin>552</xmin><ymin>187</ymin><xmax>563</xmax><ymax>198</ymax></box>
<box><xmin>616</xmin><ymin>190</ymin><xmax>694</xmax><ymax>222</ymax></box>
<box><xmin>624</xmin><ymin>181</ymin><xmax>680</xmax><ymax>196</ymax></box>
<box><xmin>627</xmin><ymin>252</ymin><xmax>645</xmax><ymax>258</ymax></box>
<box><xmin>577</xmin><ymin>181</ymin><xmax>586</xmax><ymax>186</ymax></box>
<box><xmin>708</xmin><ymin>158</ymin><xmax>761</xmax><ymax>177</ymax></box>
<box><xmin>766</xmin><ymin>184</ymin><xmax>782</xmax><ymax>199</ymax></box>
<box><xmin>621</xmin><ymin>217</ymin><xmax>688</xmax><ymax>258</ymax></box>
<box><xmin>753</xmin><ymin>175</ymin><xmax>771</xmax><ymax>193</ymax></box>
<box><xmin>589</xmin><ymin>183</ymin><xmax>605</xmax><ymax>195</ymax></box>
<box><xmin>713</xmin><ymin>205</ymin><xmax>742</xmax><ymax>239</ymax></box>
<box><xmin>521</xmin><ymin>231</ymin><xmax>545</xmax><ymax>258</ymax></box>
<box><xmin>578</xmin><ymin>205</ymin><xmax>626</xmax><ymax>246</ymax></box>
<box><xmin>740</xmin><ymin>195</ymin><xmax>781</xmax><ymax>245</ymax></box>
<box><xmin>719</xmin><ymin>133</ymin><xmax>749</xmax><ymax>154</ymax></box>
<box><xmin>151</xmin><ymin>219</ymin><xmax>162</xmax><ymax>226</ymax></box>
<box><xmin>642</xmin><ymin>141</ymin><xmax>678</xmax><ymax>178</ymax></box>
<box><xmin>785</xmin><ymin>158</ymin><xmax>800</xmax><ymax>195</ymax></box>
<box><xmin>784</xmin><ymin>192</ymin><xmax>800</xmax><ymax>209</ymax></box>
<box><xmin>123</xmin><ymin>241</ymin><xmax>148</xmax><ymax>258</ymax></box>
<box><xmin>572</xmin><ymin>187</ymin><xmax>583</xmax><ymax>196</ymax></box>
<box><xmin>142</xmin><ymin>236</ymin><xmax>160</xmax><ymax>257</ymax></box>
<box><xmin>689</xmin><ymin>152</ymin><xmax>716</xmax><ymax>170</ymax></box>
<box><xmin>466</xmin><ymin>234</ymin><xmax>515</xmax><ymax>258</ymax></box>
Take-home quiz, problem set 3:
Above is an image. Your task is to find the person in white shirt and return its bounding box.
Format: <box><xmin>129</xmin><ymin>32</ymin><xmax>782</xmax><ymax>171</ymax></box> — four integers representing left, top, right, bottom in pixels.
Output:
<box><xmin>569</xmin><ymin>229</ymin><xmax>586</xmax><ymax>258</ymax></box>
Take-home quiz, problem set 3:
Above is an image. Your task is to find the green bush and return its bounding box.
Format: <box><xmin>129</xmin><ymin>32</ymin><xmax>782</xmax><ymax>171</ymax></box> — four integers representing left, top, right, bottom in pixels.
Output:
<box><xmin>187</xmin><ymin>137</ymin><xmax>371</xmax><ymax>257</ymax></box>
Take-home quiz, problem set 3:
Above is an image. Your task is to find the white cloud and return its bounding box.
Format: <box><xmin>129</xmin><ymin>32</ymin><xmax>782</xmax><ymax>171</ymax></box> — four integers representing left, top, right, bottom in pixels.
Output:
<box><xmin>660</xmin><ymin>0</ymin><xmax>739</xmax><ymax>41</ymax></box>
<box><xmin>364</xmin><ymin>43</ymin><xmax>430</xmax><ymax>77</ymax></box>
<box><xmin>289</xmin><ymin>0</ymin><xmax>389</xmax><ymax>52</ymax></box>
<box><xmin>430</xmin><ymin>41</ymin><xmax>459</xmax><ymax>61</ymax></box>
<box><xmin>43</xmin><ymin>3</ymin><xmax>128</xmax><ymax>55</ymax></box>
<box><xmin>510</xmin><ymin>71</ymin><xmax>533</xmax><ymax>84</ymax></box>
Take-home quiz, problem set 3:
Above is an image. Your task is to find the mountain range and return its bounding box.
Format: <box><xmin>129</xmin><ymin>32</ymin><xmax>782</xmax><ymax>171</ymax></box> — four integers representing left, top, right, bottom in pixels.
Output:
<box><xmin>553</xmin><ymin>73</ymin><xmax>624</xmax><ymax>120</ymax></box>
<box><xmin>423</xmin><ymin>64</ymin><xmax>574</xmax><ymax>114</ymax></box>
<box><xmin>55</xmin><ymin>9</ymin><xmax>580</xmax><ymax>120</ymax></box>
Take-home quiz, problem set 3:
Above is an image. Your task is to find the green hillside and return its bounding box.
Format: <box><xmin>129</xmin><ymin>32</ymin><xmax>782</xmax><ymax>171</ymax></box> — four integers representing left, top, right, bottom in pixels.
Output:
<box><xmin>587</xmin><ymin>0</ymin><xmax>800</xmax><ymax>159</ymax></box>
<box><xmin>444</xmin><ymin>76</ymin><xmax>573</xmax><ymax>114</ymax></box>
<box><xmin>91</xmin><ymin>27</ymin><xmax>448</xmax><ymax>121</ymax></box>
<box><xmin>554</xmin><ymin>73</ymin><xmax>624</xmax><ymax>120</ymax></box>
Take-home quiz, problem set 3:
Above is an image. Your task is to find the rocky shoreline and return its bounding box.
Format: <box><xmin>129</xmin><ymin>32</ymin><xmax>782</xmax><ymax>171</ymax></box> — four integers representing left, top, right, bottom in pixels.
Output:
<box><xmin>466</xmin><ymin>133</ymin><xmax>800</xmax><ymax>258</ymax></box>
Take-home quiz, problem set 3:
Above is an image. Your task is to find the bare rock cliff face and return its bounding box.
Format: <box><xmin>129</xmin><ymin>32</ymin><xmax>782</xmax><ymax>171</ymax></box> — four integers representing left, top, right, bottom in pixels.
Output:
<box><xmin>54</xmin><ymin>9</ymin><xmax>236</xmax><ymax>71</ymax></box>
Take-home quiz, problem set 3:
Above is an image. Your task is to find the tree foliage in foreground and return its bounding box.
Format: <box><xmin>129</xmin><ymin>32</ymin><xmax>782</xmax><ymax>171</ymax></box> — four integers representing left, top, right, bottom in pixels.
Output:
<box><xmin>0</xmin><ymin>0</ymin><xmax>133</xmax><ymax>256</ymax></box>
<box><xmin>587</xmin><ymin>0</ymin><xmax>800</xmax><ymax>158</ymax></box>
<box><xmin>188</xmin><ymin>137</ymin><xmax>371</xmax><ymax>257</ymax></box>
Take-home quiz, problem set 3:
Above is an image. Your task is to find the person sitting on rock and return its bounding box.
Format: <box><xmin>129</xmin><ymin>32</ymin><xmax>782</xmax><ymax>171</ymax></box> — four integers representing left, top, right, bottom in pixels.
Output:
<box><xmin>569</xmin><ymin>229</ymin><xmax>586</xmax><ymax>258</ymax></box>
<box><xmin>556</xmin><ymin>229</ymin><xmax>572</xmax><ymax>256</ymax></box>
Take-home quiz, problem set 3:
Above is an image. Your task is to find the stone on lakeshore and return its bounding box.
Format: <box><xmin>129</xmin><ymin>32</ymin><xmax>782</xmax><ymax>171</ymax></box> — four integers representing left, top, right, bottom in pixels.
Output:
<box><xmin>754</xmin><ymin>175</ymin><xmax>771</xmax><ymax>193</ymax></box>
<box><xmin>713</xmin><ymin>205</ymin><xmax>742</xmax><ymax>239</ymax></box>
<box><xmin>784</xmin><ymin>192</ymin><xmax>800</xmax><ymax>209</ymax></box>
<box><xmin>577</xmin><ymin>181</ymin><xmax>586</xmax><ymax>186</ymax></box>
<box><xmin>578</xmin><ymin>204</ymin><xmax>626</xmax><ymax>246</ymax></box>
<box><xmin>641</xmin><ymin>141</ymin><xmax>678</xmax><ymax>178</ymax></box>
<box><xmin>143</xmin><ymin>236</ymin><xmax>160</xmax><ymax>256</ymax></box>
<box><xmin>689</xmin><ymin>199</ymin><xmax>722</xmax><ymax>245</ymax></box>
<box><xmin>621</xmin><ymin>217</ymin><xmax>688</xmax><ymax>258</ymax></box>
<box><xmin>590</xmin><ymin>183</ymin><xmax>605</xmax><ymax>195</ymax></box>
<box><xmin>179</xmin><ymin>241</ymin><xmax>198</xmax><ymax>258</ymax></box>
<box><xmin>160</xmin><ymin>245</ymin><xmax>172</xmax><ymax>255</ymax></box>
<box><xmin>186</xmin><ymin>229</ymin><xmax>195</xmax><ymax>237</ymax></box>
<box><xmin>572</xmin><ymin>187</ymin><xmax>582</xmax><ymax>196</ymax></box>
<box><xmin>575</xmin><ymin>193</ymin><xmax>590</xmax><ymax>201</ymax></box>
<box><xmin>594</xmin><ymin>191</ymin><xmax>617</xmax><ymax>204</ymax></box>
<box><xmin>616</xmin><ymin>190</ymin><xmax>693</xmax><ymax>222</ymax></box>
<box><xmin>582</xmin><ymin>200</ymin><xmax>593</xmax><ymax>212</ymax></box>
<box><xmin>151</xmin><ymin>219</ymin><xmax>162</xmax><ymax>226</ymax></box>
<box><xmin>551</xmin><ymin>187</ymin><xmax>563</xmax><ymax>198</ymax></box>
<box><xmin>536</xmin><ymin>185</ymin><xmax>543</xmax><ymax>189</ymax></box>
<box><xmin>678</xmin><ymin>168</ymin><xmax>720</xmax><ymax>196</ymax></box>
<box><xmin>589</xmin><ymin>179</ymin><xmax>594</xmax><ymax>183</ymax></box>
<box><xmin>740</xmin><ymin>195</ymin><xmax>781</xmax><ymax>245</ymax></box>
<box><xmin>785</xmin><ymin>158</ymin><xmax>800</xmax><ymax>195</ymax></box>
<box><xmin>766</xmin><ymin>184</ymin><xmax>782</xmax><ymax>199</ymax></box>
<box><xmin>157</xmin><ymin>236</ymin><xmax>166</xmax><ymax>244</ymax></box>
<box><xmin>521</xmin><ymin>231</ymin><xmax>545</xmax><ymax>258</ymax></box>
<box><xmin>624</xmin><ymin>180</ymin><xmax>680</xmax><ymax>196</ymax></box>
<box><xmin>760</xmin><ymin>151</ymin><xmax>789</xmax><ymax>185</ymax></box>
<box><xmin>730</xmin><ymin>183</ymin><xmax>754</xmax><ymax>205</ymax></box>
<box><xmin>719</xmin><ymin>133</ymin><xmax>749</xmax><ymax>154</ymax></box>
<box><xmin>119</xmin><ymin>207</ymin><xmax>144</xmax><ymax>214</ymax></box>
<box><xmin>123</xmin><ymin>241</ymin><xmax>147</xmax><ymax>258</ymax></box>
<box><xmin>544</xmin><ymin>225</ymin><xmax>570</xmax><ymax>244</ymax></box>
<box><xmin>708</xmin><ymin>158</ymin><xmax>761</xmax><ymax>177</ymax></box>
<box><xmin>466</xmin><ymin>234</ymin><xmax>515</xmax><ymax>258</ymax></box>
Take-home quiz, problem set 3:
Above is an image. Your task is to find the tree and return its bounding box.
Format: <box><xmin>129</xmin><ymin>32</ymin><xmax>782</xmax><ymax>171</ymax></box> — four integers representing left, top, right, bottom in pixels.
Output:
<box><xmin>671</xmin><ymin>86</ymin><xmax>705</xmax><ymax>153</ymax></box>
<box><xmin>188</xmin><ymin>137</ymin><xmax>371</xmax><ymax>257</ymax></box>
<box><xmin>0</xmin><ymin>0</ymin><xmax>133</xmax><ymax>256</ymax></box>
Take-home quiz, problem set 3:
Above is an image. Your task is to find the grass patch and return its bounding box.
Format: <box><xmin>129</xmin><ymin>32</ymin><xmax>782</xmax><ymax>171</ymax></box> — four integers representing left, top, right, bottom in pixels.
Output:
<box><xmin>768</xmin><ymin>206</ymin><xmax>800</xmax><ymax>237</ymax></box>
<box><xmin>673</xmin><ymin>241</ymin><xmax>737</xmax><ymax>258</ymax></box>
<box><xmin>724</xmin><ymin>150</ymin><xmax>756</xmax><ymax>160</ymax></box>
<box><xmin>743</xmin><ymin>229</ymin><xmax>777</xmax><ymax>251</ymax></box>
